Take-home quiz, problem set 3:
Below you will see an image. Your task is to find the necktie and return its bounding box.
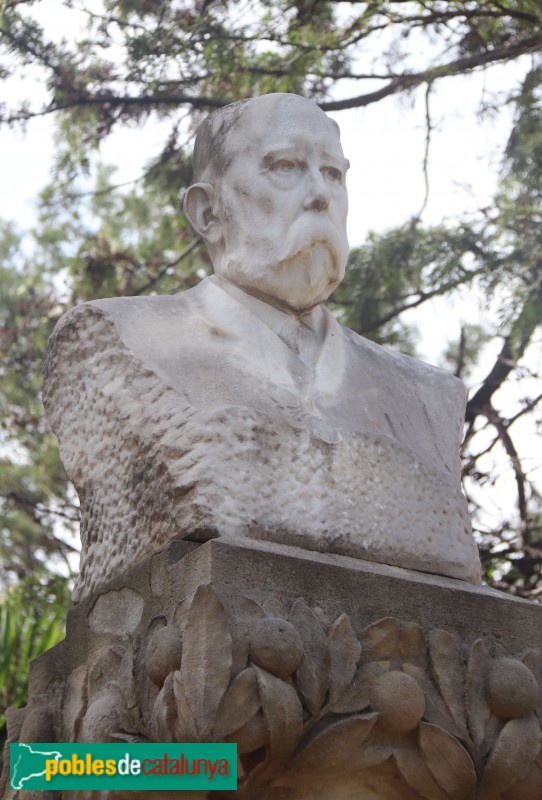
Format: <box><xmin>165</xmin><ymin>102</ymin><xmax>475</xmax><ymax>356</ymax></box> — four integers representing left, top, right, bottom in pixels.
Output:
<box><xmin>279</xmin><ymin>317</ymin><xmax>319</xmax><ymax>366</ymax></box>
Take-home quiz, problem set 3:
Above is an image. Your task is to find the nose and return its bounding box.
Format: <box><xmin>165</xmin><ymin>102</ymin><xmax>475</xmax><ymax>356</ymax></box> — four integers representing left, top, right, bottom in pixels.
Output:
<box><xmin>304</xmin><ymin>168</ymin><xmax>330</xmax><ymax>212</ymax></box>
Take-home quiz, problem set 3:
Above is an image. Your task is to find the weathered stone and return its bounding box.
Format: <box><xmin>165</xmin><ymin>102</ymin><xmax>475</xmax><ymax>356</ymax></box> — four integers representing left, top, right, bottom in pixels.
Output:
<box><xmin>43</xmin><ymin>93</ymin><xmax>480</xmax><ymax>601</ymax></box>
<box><xmin>78</xmin><ymin>691</ymin><xmax>122</xmax><ymax>743</ymax></box>
<box><xmin>88</xmin><ymin>588</ymin><xmax>143</xmax><ymax>635</ymax></box>
<box><xmin>248</xmin><ymin>618</ymin><xmax>304</xmax><ymax>679</ymax></box>
<box><xmin>487</xmin><ymin>657</ymin><xmax>539</xmax><ymax>719</ymax></box>
<box><xmin>61</xmin><ymin>665</ymin><xmax>87</xmax><ymax>741</ymax></box>
<box><xmin>145</xmin><ymin>624</ymin><xmax>184</xmax><ymax>687</ymax></box>
<box><xmin>368</xmin><ymin>671</ymin><xmax>426</xmax><ymax>733</ymax></box>
<box><xmin>4</xmin><ymin>538</ymin><xmax>542</xmax><ymax>799</ymax></box>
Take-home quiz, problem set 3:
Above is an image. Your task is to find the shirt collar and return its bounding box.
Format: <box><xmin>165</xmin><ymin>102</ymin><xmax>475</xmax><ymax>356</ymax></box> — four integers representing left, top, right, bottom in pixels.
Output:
<box><xmin>209</xmin><ymin>274</ymin><xmax>325</xmax><ymax>342</ymax></box>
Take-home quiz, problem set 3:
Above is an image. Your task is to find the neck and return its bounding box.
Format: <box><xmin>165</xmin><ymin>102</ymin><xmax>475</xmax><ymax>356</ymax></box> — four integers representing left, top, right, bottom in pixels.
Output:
<box><xmin>212</xmin><ymin>274</ymin><xmax>320</xmax><ymax>318</ymax></box>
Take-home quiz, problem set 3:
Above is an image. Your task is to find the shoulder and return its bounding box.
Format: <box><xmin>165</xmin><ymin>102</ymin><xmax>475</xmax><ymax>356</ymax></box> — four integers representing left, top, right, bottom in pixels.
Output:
<box><xmin>340</xmin><ymin>319</ymin><xmax>466</xmax><ymax>405</ymax></box>
<box><xmin>325</xmin><ymin>312</ymin><xmax>468</xmax><ymax>447</ymax></box>
<box><xmin>49</xmin><ymin>280</ymin><xmax>211</xmax><ymax>343</ymax></box>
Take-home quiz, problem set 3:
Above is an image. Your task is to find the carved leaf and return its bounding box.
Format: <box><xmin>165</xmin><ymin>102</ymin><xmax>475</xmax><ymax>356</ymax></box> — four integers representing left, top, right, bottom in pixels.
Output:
<box><xmin>480</xmin><ymin>715</ymin><xmax>503</xmax><ymax>761</ymax></box>
<box><xmin>212</xmin><ymin>667</ymin><xmax>261</xmax><ymax>741</ymax></box>
<box><xmin>225</xmin><ymin>594</ymin><xmax>266</xmax><ymax>622</ymax></box>
<box><xmin>478</xmin><ymin>714</ymin><xmax>542</xmax><ymax>800</ymax></box>
<box><xmin>522</xmin><ymin>650</ymin><xmax>542</xmax><ymax>717</ymax></box>
<box><xmin>63</xmin><ymin>666</ymin><xmax>88</xmax><ymax>742</ymax></box>
<box><xmin>429</xmin><ymin>630</ymin><xmax>468</xmax><ymax>733</ymax></box>
<box><xmin>355</xmin><ymin>743</ymin><xmax>393</xmax><ymax>771</ymax></box>
<box><xmin>173</xmin><ymin>670</ymin><xmax>200</xmax><ymax>742</ymax></box>
<box><xmin>329</xmin><ymin>660</ymin><xmax>388</xmax><ymax>714</ymax></box>
<box><xmin>180</xmin><ymin>584</ymin><xmax>233</xmax><ymax>739</ymax></box>
<box><xmin>78</xmin><ymin>685</ymin><xmax>126</xmax><ymax>743</ymax></box>
<box><xmin>418</xmin><ymin>721</ymin><xmax>477</xmax><ymax>800</ymax></box>
<box><xmin>225</xmin><ymin>709</ymin><xmax>268</xmax><ymax>755</ymax></box>
<box><xmin>289</xmin><ymin>713</ymin><xmax>378</xmax><ymax>775</ymax></box>
<box><xmin>328</xmin><ymin>614</ymin><xmax>361</xmax><ymax>706</ymax></box>
<box><xmin>254</xmin><ymin>665</ymin><xmax>303</xmax><ymax>766</ymax></box>
<box><xmin>289</xmin><ymin>599</ymin><xmax>330</xmax><ymax>715</ymax></box>
<box><xmin>87</xmin><ymin>646</ymin><xmax>123</xmax><ymax>697</ymax></box>
<box><xmin>394</xmin><ymin>746</ymin><xmax>451</xmax><ymax>800</ymax></box>
<box><xmin>502</xmin><ymin>748</ymin><xmax>542</xmax><ymax>800</ymax></box>
<box><xmin>110</xmin><ymin>731</ymin><xmax>148</xmax><ymax>743</ymax></box>
<box><xmin>402</xmin><ymin>663</ymin><xmax>459</xmax><ymax>736</ymax></box>
<box><xmin>118</xmin><ymin>643</ymin><xmax>137</xmax><ymax>711</ymax></box>
<box><xmin>360</xmin><ymin>617</ymin><xmax>427</xmax><ymax>667</ymax></box>
<box><xmin>149</xmin><ymin>673</ymin><xmax>177</xmax><ymax>742</ymax></box>
<box><xmin>466</xmin><ymin>638</ymin><xmax>492</xmax><ymax>747</ymax></box>
<box><xmin>223</xmin><ymin>594</ymin><xmax>266</xmax><ymax>678</ymax></box>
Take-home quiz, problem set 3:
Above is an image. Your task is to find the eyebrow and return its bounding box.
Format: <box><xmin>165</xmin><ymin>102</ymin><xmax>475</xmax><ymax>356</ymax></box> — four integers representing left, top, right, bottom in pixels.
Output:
<box><xmin>261</xmin><ymin>148</ymin><xmax>350</xmax><ymax>172</ymax></box>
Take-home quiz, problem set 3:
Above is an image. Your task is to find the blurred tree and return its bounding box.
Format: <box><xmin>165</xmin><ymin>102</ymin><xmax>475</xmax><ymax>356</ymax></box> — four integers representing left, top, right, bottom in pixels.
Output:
<box><xmin>0</xmin><ymin>0</ymin><xmax>541</xmax><ymax>751</ymax></box>
<box><xmin>0</xmin><ymin>577</ymin><xmax>69</xmax><ymax>765</ymax></box>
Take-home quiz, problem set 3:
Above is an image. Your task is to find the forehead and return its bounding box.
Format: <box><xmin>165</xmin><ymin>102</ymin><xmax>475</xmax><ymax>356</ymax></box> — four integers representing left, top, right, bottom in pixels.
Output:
<box><xmin>232</xmin><ymin>98</ymin><xmax>347</xmax><ymax>165</ymax></box>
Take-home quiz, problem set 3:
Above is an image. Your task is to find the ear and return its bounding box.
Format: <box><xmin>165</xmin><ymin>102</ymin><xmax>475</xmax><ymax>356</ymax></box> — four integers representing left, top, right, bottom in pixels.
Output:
<box><xmin>183</xmin><ymin>183</ymin><xmax>222</xmax><ymax>243</ymax></box>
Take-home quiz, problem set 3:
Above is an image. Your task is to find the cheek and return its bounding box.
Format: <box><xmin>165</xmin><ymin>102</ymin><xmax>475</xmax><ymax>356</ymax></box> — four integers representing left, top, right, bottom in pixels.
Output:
<box><xmin>223</xmin><ymin>181</ymin><xmax>279</xmax><ymax>224</ymax></box>
<box><xmin>331</xmin><ymin>193</ymin><xmax>348</xmax><ymax>226</ymax></box>
<box><xmin>243</xmin><ymin>185</ymin><xmax>279</xmax><ymax>218</ymax></box>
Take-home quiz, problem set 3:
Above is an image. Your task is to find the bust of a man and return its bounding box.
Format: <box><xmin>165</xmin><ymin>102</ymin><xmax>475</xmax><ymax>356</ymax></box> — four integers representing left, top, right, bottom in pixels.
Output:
<box><xmin>44</xmin><ymin>93</ymin><xmax>481</xmax><ymax>600</ymax></box>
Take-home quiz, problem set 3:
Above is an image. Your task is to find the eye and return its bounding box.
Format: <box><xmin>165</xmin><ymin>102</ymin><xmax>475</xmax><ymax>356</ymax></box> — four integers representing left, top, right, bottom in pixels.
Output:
<box><xmin>320</xmin><ymin>166</ymin><xmax>343</xmax><ymax>183</ymax></box>
<box><xmin>270</xmin><ymin>159</ymin><xmax>303</xmax><ymax>174</ymax></box>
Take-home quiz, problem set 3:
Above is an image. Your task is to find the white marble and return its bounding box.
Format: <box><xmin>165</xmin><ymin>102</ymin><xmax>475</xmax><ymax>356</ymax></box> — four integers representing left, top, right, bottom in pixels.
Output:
<box><xmin>43</xmin><ymin>93</ymin><xmax>481</xmax><ymax>599</ymax></box>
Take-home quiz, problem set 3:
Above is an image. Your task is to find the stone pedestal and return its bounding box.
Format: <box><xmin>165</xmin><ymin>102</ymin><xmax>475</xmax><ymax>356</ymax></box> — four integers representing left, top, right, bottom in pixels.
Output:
<box><xmin>3</xmin><ymin>538</ymin><xmax>542</xmax><ymax>799</ymax></box>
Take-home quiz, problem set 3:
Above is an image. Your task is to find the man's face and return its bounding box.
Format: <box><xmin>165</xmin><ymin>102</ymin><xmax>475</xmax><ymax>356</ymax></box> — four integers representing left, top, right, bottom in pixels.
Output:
<box><xmin>212</xmin><ymin>97</ymin><xmax>350</xmax><ymax>313</ymax></box>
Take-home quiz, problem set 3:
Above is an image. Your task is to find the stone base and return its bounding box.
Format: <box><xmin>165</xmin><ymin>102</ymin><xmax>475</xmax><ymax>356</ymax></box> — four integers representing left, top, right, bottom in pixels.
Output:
<box><xmin>3</xmin><ymin>538</ymin><xmax>542</xmax><ymax>799</ymax></box>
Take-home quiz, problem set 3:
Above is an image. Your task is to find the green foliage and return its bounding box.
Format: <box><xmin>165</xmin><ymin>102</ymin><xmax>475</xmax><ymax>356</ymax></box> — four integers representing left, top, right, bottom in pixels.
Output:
<box><xmin>0</xmin><ymin>576</ymin><xmax>69</xmax><ymax>765</ymax></box>
<box><xmin>331</xmin><ymin>221</ymin><xmax>498</xmax><ymax>352</ymax></box>
<box><xmin>0</xmin><ymin>224</ymin><xmax>77</xmax><ymax>585</ymax></box>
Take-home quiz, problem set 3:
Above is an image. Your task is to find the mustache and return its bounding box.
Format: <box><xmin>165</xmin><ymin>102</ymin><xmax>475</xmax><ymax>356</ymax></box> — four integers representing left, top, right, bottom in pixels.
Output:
<box><xmin>276</xmin><ymin>214</ymin><xmax>349</xmax><ymax>266</ymax></box>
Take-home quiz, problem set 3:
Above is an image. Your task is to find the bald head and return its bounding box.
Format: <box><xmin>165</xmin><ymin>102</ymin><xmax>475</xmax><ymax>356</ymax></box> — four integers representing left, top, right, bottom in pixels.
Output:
<box><xmin>191</xmin><ymin>93</ymin><xmax>341</xmax><ymax>184</ymax></box>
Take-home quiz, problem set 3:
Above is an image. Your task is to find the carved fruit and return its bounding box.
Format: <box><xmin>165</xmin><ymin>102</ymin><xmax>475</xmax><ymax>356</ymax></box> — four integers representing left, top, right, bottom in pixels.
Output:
<box><xmin>369</xmin><ymin>670</ymin><xmax>425</xmax><ymax>733</ymax></box>
<box><xmin>146</xmin><ymin>625</ymin><xmax>183</xmax><ymax>687</ymax></box>
<box><xmin>488</xmin><ymin>658</ymin><xmax>539</xmax><ymax>719</ymax></box>
<box><xmin>249</xmin><ymin>617</ymin><xmax>303</xmax><ymax>679</ymax></box>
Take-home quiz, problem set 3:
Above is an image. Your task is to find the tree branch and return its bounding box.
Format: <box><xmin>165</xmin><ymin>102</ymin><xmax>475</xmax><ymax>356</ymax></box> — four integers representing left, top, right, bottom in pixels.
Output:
<box><xmin>320</xmin><ymin>34</ymin><xmax>542</xmax><ymax>111</ymax></box>
<box><xmin>359</xmin><ymin>268</ymin><xmax>484</xmax><ymax>333</ymax></box>
<box><xmin>466</xmin><ymin>334</ymin><xmax>531</xmax><ymax>423</ymax></box>
<box><xmin>133</xmin><ymin>238</ymin><xmax>202</xmax><ymax>296</ymax></box>
<box><xmin>4</xmin><ymin>27</ymin><xmax>541</xmax><ymax>125</ymax></box>
<box><xmin>454</xmin><ymin>326</ymin><xmax>466</xmax><ymax>378</ymax></box>
<box><xmin>507</xmin><ymin>392</ymin><xmax>542</xmax><ymax>427</ymax></box>
<box><xmin>419</xmin><ymin>81</ymin><xmax>433</xmax><ymax>216</ymax></box>
<box><xmin>484</xmin><ymin>405</ymin><xmax>528</xmax><ymax>529</ymax></box>
<box><xmin>3</xmin><ymin>92</ymin><xmax>229</xmax><ymax>124</ymax></box>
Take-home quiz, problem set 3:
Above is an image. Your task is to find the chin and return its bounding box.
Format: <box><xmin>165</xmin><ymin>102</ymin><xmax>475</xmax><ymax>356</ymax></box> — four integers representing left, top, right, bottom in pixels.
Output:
<box><xmin>275</xmin><ymin>248</ymin><xmax>344</xmax><ymax>310</ymax></box>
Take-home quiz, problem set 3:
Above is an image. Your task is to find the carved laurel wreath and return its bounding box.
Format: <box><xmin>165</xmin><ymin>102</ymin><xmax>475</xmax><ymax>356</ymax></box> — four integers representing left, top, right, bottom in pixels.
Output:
<box><xmin>69</xmin><ymin>585</ymin><xmax>542</xmax><ymax>799</ymax></box>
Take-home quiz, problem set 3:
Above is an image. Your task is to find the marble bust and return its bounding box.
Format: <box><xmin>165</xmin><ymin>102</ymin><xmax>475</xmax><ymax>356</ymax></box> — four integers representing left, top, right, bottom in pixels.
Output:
<box><xmin>43</xmin><ymin>93</ymin><xmax>481</xmax><ymax>600</ymax></box>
